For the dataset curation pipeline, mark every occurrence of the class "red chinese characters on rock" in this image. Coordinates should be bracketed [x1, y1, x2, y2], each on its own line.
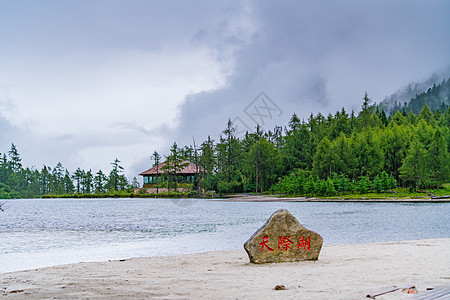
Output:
[259, 236, 274, 251]
[277, 236, 294, 251]
[258, 236, 311, 252]
[297, 236, 311, 251]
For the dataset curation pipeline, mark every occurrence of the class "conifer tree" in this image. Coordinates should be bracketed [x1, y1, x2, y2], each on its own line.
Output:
[163, 142, 188, 192]
[425, 128, 450, 188]
[151, 151, 161, 193]
[109, 158, 124, 191]
[63, 169, 74, 194]
[399, 138, 426, 190]
[72, 168, 84, 193]
[94, 170, 107, 193]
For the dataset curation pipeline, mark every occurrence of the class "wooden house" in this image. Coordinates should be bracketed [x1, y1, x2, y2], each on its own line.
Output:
[139, 161, 203, 186]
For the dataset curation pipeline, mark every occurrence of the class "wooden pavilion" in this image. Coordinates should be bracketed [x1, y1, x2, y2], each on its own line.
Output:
[139, 161, 203, 187]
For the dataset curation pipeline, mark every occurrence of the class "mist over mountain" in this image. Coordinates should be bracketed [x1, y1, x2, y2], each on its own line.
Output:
[378, 68, 450, 115]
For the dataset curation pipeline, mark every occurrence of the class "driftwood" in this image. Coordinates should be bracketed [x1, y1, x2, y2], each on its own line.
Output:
[428, 193, 450, 199]
[431, 195, 450, 199]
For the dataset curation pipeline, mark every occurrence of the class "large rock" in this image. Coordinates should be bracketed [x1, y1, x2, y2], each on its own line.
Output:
[244, 209, 323, 263]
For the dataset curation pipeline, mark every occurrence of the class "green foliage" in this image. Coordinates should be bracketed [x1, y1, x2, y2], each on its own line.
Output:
[163, 142, 189, 192]
[150, 150, 162, 192]
[399, 138, 427, 190]
[245, 137, 280, 193]
[382, 125, 409, 182]
[352, 129, 384, 178]
[271, 169, 310, 195]
[425, 128, 450, 188]
[0, 182, 13, 199]
[94, 170, 107, 193]
[312, 138, 336, 179]
[357, 176, 372, 194]
[271, 170, 398, 197]
[107, 158, 127, 191]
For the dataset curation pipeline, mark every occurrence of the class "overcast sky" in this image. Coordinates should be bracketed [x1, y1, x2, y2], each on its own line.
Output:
[1, 0, 449, 180]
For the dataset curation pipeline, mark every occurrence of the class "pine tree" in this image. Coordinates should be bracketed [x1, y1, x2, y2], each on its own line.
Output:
[151, 151, 162, 193]
[383, 125, 408, 182]
[425, 128, 450, 188]
[82, 170, 93, 194]
[63, 170, 74, 194]
[246, 138, 278, 193]
[52, 162, 65, 194]
[221, 119, 241, 182]
[72, 168, 84, 193]
[163, 142, 188, 192]
[131, 177, 140, 188]
[399, 138, 426, 190]
[40, 165, 51, 195]
[353, 130, 384, 178]
[282, 123, 313, 173]
[94, 170, 107, 193]
[312, 138, 337, 179]
[8, 144, 22, 173]
[109, 158, 124, 191]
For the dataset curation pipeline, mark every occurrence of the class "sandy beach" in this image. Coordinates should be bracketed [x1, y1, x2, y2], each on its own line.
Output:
[1, 238, 448, 299]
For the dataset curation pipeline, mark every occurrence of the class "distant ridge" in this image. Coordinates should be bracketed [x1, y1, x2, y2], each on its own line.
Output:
[378, 68, 450, 115]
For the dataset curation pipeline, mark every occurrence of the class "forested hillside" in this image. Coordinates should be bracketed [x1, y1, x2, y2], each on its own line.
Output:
[402, 78, 450, 114]
[378, 74, 450, 116]
[1, 91, 449, 199]
[185, 93, 449, 196]
[378, 75, 449, 115]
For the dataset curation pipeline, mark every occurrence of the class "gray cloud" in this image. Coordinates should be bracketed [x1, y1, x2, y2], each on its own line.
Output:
[172, 0, 450, 147]
[111, 121, 172, 138]
[0, 116, 15, 149]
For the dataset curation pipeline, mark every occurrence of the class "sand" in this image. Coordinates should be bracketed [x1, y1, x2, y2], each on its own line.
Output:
[1, 239, 449, 299]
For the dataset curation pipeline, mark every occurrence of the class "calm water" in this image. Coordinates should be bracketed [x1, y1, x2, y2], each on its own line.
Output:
[0, 198, 449, 273]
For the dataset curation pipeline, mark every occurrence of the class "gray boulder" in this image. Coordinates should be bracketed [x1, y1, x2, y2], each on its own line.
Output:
[244, 209, 323, 263]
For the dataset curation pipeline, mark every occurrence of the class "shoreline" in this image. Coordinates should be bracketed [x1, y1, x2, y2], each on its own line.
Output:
[1, 238, 449, 299]
[32, 194, 450, 202]
[215, 193, 450, 202]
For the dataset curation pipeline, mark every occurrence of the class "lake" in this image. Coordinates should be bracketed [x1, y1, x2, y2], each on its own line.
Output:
[0, 198, 449, 273]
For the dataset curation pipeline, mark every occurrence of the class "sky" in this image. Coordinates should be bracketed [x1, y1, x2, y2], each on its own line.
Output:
[0, 0, 449, 181]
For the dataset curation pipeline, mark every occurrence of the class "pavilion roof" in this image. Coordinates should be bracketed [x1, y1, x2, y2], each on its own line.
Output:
[139, 160, 203, 176]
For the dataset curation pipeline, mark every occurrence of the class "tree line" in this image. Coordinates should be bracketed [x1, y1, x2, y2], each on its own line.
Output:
[0, 151, 138, 198]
